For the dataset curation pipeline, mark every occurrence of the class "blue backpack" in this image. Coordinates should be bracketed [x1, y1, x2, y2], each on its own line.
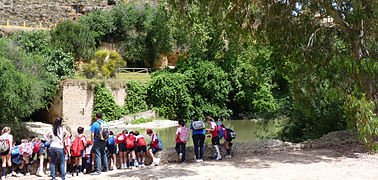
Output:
[156, 134, 163, 150]
[217, 122, 225, 139]
[11, 146, 21, 165]
[108, 135, 115, 146]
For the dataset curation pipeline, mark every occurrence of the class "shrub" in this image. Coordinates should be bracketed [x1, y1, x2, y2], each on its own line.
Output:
[13, 31, 48, 53]
[78, 10, 116, 45]
[83, 50, 126, 78]
[50, 20, 96, 60]
[124, 80, 148, 114]
[93, 83, 125, 122]
[147, 71, 193, 120]
[0, 38, 58, 122]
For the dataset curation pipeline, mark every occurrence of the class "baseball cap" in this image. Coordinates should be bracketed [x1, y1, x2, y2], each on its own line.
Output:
[146, 129, 153, 134]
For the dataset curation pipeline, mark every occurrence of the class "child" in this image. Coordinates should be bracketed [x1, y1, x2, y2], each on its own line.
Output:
[125, 131, 137, 169]
[33, 137, 47, 177]
[45, 136, 52, 176]
[116, 130, 127, 169]
[63, 126, 72, 177]
[82, 140, 92, 174]
[206, 116, 221, 160]
[10, 142, 22, 177]
[134, 131, 146, 167]
[14, 139, 33, 176]
[174, 120, 189, 163]
[107, 131, 117, 170]
[72, 127, 87, 176]
[1, 127, 14, 179]
[146, 129, 160, 166]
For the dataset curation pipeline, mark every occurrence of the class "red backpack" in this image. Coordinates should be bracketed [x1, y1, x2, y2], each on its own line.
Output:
[33, 140, 41, 154]
[126, 135, 135, 149]
[116, 133, 126, 144]
[72, 135, 85, 157]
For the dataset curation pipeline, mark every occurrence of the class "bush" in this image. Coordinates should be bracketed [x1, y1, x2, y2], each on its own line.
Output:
[50, 20, 96, 60]
[83, 50, 126, 78]
[78, 10, 116, 46]
[147, 71, 193, 120]
[13, 31, 48, 53]
[124, 80, 148, 114]
[0, 38, 58, 122]
[93, 83, 125, 122]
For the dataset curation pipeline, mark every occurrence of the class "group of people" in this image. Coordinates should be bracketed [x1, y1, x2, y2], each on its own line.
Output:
[0, 112, 235, 180]
[174, 116, 235, 164]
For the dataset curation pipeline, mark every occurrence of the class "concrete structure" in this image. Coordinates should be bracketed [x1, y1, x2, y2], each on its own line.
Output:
[47, 80, 126, 127]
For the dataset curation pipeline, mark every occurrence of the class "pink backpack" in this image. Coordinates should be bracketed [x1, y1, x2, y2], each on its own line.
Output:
[179, 127, 190, 142]
[21, 142, 33, 156]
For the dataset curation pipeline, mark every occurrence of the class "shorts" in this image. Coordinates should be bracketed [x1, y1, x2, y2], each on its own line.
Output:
[107, 145, 116, 155]
[126, 145, 136, 152]
[136, 145, 147, 153]
[211, 136, 220, 145]
[149, 147, 159, 154]
[39, 143, 46, 155]
[118, 142, 126, 152]
[73, 150, 85, 158]
[0, 149, 9, 156]
[225, 138, 232, 142]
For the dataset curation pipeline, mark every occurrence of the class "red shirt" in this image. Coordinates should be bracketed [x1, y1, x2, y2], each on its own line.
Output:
[135, 135, 146, 147]
[175, 127, 183, 143]
[209, 122, 218, 137]
[150, 133, 159, 149]
[126, 134, 136, 148]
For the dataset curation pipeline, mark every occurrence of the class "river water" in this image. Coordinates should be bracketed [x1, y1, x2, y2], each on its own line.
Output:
[109, 120, 272, 148]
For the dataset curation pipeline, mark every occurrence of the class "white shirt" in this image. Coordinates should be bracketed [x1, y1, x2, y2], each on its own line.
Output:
[48, 127, 69, 149]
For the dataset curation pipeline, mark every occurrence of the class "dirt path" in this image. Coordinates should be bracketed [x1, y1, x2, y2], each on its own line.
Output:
[9, 148, 377, 180]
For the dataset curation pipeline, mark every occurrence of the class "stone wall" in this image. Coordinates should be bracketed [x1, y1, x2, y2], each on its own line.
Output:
[0, 0, 115, 27]
[47, 80, 126, 127]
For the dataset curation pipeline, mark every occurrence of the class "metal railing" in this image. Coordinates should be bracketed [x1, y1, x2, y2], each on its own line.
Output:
[117, 68, 150, 73]
[0, 19, 52, 31]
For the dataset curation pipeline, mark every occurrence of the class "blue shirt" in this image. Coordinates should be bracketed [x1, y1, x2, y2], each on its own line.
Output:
[90, 119, 107, 143]
[191, 122, 205, 136]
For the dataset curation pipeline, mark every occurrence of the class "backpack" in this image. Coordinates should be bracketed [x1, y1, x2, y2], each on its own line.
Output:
[97, 120, 109, 140]
[116, 133, 126, 144]
[11, 146, 22, 165]
[125, 135, 135, 149]
[0, 135, 9, 153]
[178, 127, 190, 142]
[217, 122, 225, 139]
[226, 128, 236, 139]
[108, 135, 115, 146]
[72, 135, 85, 157]
[33, 140, 41, 154]
[192, 121, 205, 130]
[156, 134, 163, 150]
[21, 142, 33, 156]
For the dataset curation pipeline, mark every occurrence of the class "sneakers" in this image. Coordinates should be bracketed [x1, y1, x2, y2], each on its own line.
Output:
[178, 153, 182, 161]
[112, 164, 117, 170]
[215, 155, 222, 161]
[155, 158, 160, 165]
[91, 171, 101, 175]
[1, 176, 4, 180]
[130, 166, 136, 170]
[66, 172, 72, 178]
[78, 172, 84, 176]
[11, 171, 16, 176]
[15, 172, 24, 177]
[140, 164, 145, 168]
[25, 173, 30, 176]
[196, 159, 203, 163]
[226, 155, 232, 158]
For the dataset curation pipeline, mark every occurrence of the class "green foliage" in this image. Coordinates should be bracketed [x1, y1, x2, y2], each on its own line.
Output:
[44, 48, 76, 79]
[131, 117, 153, 125]
[50, 20, 96, 60]
[13, 31, 48, 53]
[147, 71, 193, 120]
[0, 38, 58, 122]
[83, 50, 126, 78]
[13, 30, 76, 79]
[124, 80, 148, 114]
[345, 94, 378, 152]
[93, 83, 125, 122]
[78, 10, 116, 45]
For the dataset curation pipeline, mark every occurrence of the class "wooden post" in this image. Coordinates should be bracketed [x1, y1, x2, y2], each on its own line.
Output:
[24, 21, 26, 27]
[6, 19, 9, 26]
[39, 22, 42, 28]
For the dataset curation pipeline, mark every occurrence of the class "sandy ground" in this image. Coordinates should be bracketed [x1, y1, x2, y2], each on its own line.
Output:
[8, 147, 377, 180]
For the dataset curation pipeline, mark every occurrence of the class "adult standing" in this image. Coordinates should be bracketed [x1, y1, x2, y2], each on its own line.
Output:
[206, 116, 221, 160]
[43, 117, 70, 180]
[90, 112, 109, 175]
[190, 118, 206, 162]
